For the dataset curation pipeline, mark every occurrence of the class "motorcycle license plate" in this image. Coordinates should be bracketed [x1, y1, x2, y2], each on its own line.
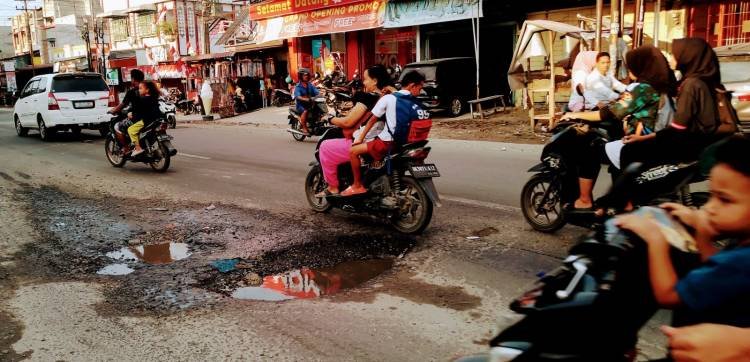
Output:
[157, 134, 172, 141]
[73, 101, 95, 109]
[410, 164, 440, 178]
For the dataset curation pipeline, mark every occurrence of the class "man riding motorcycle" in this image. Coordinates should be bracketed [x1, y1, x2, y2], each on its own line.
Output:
[294, 68, 319, 136]
[108, 69, 145, 154]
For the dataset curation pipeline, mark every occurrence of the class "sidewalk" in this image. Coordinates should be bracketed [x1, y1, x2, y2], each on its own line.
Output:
[176, 105, 549, 145]
[176, 106, 289, 128]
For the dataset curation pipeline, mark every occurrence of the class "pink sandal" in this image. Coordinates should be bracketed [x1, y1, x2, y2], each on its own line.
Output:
[341, 186, 367, 197]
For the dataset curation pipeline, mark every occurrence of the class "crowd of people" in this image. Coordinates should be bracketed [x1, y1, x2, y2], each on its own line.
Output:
[559, 37, 750, 361]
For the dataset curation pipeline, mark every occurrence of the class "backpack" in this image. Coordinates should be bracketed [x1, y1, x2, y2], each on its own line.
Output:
[714, 87, 741, 135]
[388, 92, 432, 145]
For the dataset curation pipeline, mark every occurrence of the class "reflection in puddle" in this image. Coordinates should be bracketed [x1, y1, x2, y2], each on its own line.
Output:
[97, 263, 135, 276]
[106, 243, 191, 265]
[233, 259, 393, 301]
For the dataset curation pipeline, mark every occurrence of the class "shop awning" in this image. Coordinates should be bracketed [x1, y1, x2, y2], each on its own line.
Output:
[156, 64, 185, 79]
[253, 0, 385, 43]
[383, 0, 483, 28]
[109, 49, 137, 60]
[228, 40, 285, 53]
[96, 10, 128, 19]
[182, 52, 235, 62]
[127, 4, 156, 14]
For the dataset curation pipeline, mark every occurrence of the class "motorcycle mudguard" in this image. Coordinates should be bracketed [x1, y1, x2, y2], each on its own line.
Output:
[418, 178, 442, 207]
[528, 163, 548, 172]
[309, 160, 320, 167]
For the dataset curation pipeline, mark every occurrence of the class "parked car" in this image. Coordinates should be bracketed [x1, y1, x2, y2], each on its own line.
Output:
[398, 57, 476, 117]
[13, 72, 111, 141]
[715, 43, 750, 134]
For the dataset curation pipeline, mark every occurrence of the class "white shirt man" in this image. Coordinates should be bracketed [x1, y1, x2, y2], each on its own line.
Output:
[583, 53, 626, 109]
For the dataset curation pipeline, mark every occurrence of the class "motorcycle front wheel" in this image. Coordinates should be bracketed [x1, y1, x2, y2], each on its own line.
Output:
[521, 174, 565, 233]
[104, 137, 126, 168]
[305, 165, 332, 212]
[290, 117, 307, 142]
[392, 176, 433, 234]
[149, 142, 171, 172]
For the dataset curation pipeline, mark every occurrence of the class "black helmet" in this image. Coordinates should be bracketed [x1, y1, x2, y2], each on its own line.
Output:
[297, 68, 311, 80]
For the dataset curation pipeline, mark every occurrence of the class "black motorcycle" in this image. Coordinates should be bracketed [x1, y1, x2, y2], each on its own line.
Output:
[461, 163, 703, 362]
[104, 114, 177, 172]
[521, 120, 707, 233]
[287, 96, 332, 142]
[272, 88, 293, 107]
[304, 128, 441, 234]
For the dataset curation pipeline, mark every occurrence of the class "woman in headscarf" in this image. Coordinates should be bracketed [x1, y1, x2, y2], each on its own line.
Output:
[620, 37, 723, 170]
[559, 45, 676, 210]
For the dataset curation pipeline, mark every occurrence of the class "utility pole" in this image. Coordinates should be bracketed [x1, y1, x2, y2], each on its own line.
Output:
[81, 18, 92, 72]
[595, 0, 603, 51]
[16, 0, 35, 75]
[609, 0, 620, 75]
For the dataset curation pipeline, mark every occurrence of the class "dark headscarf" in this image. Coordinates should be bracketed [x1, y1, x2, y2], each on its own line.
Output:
[626, 45, 677, 96]
[672, 37, 721, 88]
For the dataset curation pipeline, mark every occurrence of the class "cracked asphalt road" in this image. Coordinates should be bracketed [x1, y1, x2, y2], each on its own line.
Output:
[0, 108, 666, 361]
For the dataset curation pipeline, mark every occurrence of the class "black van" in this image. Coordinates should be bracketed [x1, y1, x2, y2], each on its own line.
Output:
[398, 57, 476, 117]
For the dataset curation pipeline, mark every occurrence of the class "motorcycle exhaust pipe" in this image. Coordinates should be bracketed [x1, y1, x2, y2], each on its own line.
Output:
[286, 129, 307, 137]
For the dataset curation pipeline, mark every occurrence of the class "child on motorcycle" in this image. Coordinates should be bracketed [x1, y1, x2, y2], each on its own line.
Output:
[340, 70, 425, 197]
[127, 81, 162, 157]
[616, 135, 750, 334]
[109, 69, 145, 154]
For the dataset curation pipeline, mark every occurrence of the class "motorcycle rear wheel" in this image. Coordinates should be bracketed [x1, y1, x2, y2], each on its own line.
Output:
[521, 174, 566, 233]
[149, 143, 171, 172]
[305, 165, 332, 212]
[392, 176, 433, 234]
[104, 137, 126, 168]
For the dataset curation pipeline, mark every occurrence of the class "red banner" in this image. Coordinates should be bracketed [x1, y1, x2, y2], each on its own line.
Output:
[255, 0, 385, 42]
[250, 0, 367, 20]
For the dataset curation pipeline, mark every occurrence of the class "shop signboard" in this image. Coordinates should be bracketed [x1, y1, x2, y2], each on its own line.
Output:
[3, 61, 15, 73]
[256, 0, 385, 43]
[176, 2, 188, 55]
[106, 69, 120, 86]
[250, 0, 366, 20]
[383, 0, 483, 28]
[186, 1, 196, 55]
[6, 72, 17, 92]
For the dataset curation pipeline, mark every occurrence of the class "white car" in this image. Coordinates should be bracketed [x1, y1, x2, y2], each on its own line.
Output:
[13, 72, 111, 141]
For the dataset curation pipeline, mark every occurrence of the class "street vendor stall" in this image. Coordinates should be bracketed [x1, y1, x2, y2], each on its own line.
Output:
[508, 20, 589, 130]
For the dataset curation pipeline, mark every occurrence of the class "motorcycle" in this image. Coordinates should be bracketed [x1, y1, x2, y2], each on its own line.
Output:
[286, 96, 333, 142]
[272, 88, 294, 107]
[521, 120, 707, 233]
[159, 97, 177, 129]
[304, 128, 442, 234]
[461, 162, 704, 362]
[104, 112, 178, 172]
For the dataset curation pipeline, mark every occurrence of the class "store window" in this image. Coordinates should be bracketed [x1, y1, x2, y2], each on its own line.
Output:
[136, 13, 156, 38]
[111, 18, 129, 41]
[375, 28, 417, 71]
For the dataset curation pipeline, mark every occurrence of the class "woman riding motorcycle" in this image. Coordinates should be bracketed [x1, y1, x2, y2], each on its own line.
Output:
[315, 64, 393, 197]
[559, 45, 676, 211]
[620, 38, 727, 170]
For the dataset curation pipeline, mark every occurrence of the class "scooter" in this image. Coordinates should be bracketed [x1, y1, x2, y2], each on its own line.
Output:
[159, 97, 177, 129]
[520, 120, 708, 233]
[460, 162, 704, 362]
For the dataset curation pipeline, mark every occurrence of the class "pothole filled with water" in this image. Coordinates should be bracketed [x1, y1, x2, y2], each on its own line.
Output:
[97, 243, 192, 275]
[231, 259, 394, 301]
[106, 242, 191, 264]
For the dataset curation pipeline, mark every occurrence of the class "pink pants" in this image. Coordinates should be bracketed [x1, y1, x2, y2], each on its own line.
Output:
[319, 138, 352, 189]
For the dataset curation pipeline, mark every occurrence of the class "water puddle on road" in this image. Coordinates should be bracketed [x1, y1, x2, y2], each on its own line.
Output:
[97, 263, 135, 276]
[232, 259, 394, 301]
[106, 242, 191, 265]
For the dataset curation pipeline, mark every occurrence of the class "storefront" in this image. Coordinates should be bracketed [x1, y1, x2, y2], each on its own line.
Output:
[183, 52, 235, 115]
[246, 0, 386, 82]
